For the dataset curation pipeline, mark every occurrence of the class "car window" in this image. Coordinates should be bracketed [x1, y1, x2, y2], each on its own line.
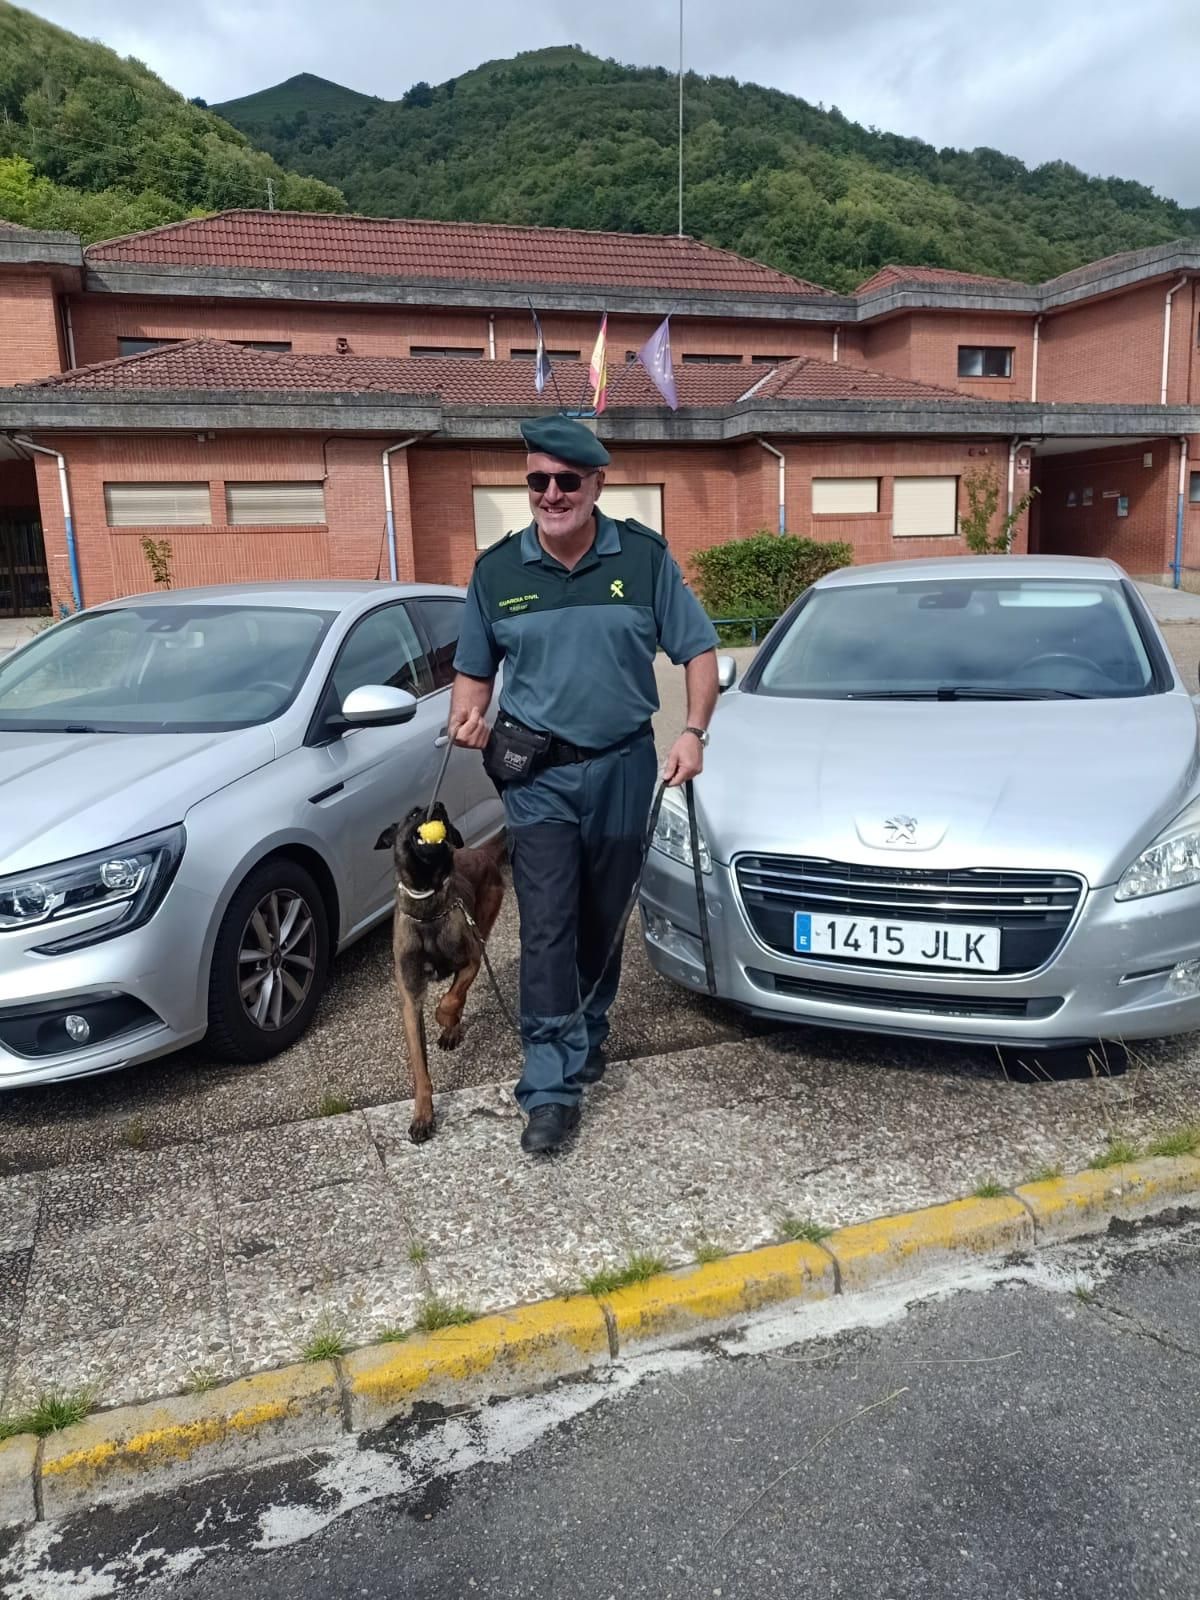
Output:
[0, 604, 332, 732]
[412, 598, 465, 691]
[330, 604, 433, 706]
[754, 580, 1157, 700]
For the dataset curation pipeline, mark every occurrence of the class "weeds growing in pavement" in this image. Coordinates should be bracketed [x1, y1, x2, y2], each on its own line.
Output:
[1146, 1123, 1200, 1159]
[413, 1298, 476, 1332]
[123, 1116, 147, 1150]
[1073, 1285, 1098, 1305]
[584, 1253, 667, 1296]
[408, 1242, 429, 1266]
[0, 1389, 93, 1439]
[694, 1240, 728, 1265]
[301, 1315, 349, 1362]
[377, 1326, 409, 1344]
[183, 1367, 220, 1395]
[317, 1091, 351, 1118]
[973, 1180, 1007, 1199]
[1088, 1136, 1140, 1170]
[778, 1216, 833, 1244]
[1023, 1163, 1064, 1184]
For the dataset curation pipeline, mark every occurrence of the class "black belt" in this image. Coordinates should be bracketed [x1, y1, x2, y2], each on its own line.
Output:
[519, 720, 652, 768]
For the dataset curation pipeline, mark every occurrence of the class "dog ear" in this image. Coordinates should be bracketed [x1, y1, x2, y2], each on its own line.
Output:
[448, 822, 465, 850]
[374, 823, 399, 851]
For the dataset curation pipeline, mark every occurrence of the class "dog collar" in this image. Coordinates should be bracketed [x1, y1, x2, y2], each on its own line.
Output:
[399, 884, 438, 901]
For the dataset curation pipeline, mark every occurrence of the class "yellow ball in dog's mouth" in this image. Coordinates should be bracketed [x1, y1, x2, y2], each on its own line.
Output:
[417, 820, 447, 845]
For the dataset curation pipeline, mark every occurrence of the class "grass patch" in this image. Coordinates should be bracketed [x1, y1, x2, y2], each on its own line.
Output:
[1088, 1136, 1140, 1170]
[413, 1298, 476, 1332]
[694, 1240, 728, 1265]
[0, 1389, 92, 1439]
[377, 1326, 409, 1344]
[778, 1216, 833, 1245]
[317, 1090, 351, 1118]
[122, 1116, 147, 1151]
[1022, 1163, 1064, 1185]
[1146, 1123, 1200, 1159]
[1073, 1284, 1098, 1305]
[583, 1253, 667, 1297]
[301, 1317, 349, 1362]
[972, 1179, 1007, 1199]
[183, 1367, 220, 1396]
[408, 1242, 429, 1266]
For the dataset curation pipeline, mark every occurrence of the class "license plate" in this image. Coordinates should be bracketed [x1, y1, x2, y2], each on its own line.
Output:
[793, 912, 1001, 972]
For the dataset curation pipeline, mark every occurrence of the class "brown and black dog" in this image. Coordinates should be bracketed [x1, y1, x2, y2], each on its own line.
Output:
[377, 801, 506, 1144]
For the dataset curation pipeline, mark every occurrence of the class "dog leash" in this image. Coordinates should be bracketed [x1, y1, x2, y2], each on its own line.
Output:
[458, 776, 715, 1049]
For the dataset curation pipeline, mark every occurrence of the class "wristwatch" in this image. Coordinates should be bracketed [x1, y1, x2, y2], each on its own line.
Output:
[683, 725, 710, 747]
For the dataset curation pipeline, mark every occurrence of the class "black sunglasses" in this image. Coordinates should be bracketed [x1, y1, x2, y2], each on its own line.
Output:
[525, 470, 596, 494]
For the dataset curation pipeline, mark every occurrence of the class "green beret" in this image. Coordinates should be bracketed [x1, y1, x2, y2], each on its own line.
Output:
[520, 414, 611, 468]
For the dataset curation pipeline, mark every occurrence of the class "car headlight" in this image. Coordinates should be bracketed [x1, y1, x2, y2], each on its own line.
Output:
[0, 826, 186, 952]
[1116, 803, 1200, 901]
[650, 786, 712, 874]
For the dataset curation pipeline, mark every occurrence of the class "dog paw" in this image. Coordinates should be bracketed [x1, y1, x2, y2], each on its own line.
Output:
[408, 1113, 436, 1144]
[437, 1024, 463, 1051]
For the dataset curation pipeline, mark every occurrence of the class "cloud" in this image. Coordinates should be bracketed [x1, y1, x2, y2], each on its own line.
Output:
[22, 0, 1200, 203]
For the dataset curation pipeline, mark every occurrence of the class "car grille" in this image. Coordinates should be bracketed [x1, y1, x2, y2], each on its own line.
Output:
[734, 855, 1084, 977]
[746, 968, 1063, 1021]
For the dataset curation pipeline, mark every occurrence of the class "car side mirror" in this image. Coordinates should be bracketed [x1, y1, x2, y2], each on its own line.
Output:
[717, 654, 738, 693]
[340, 684, 418, 727]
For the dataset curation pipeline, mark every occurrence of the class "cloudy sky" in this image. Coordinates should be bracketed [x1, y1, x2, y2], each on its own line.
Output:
[24, 0, 1200, 204]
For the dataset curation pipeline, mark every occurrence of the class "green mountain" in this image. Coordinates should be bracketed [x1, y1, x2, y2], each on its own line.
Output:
[0, 1, 345, 242]
[217, 45, 1200, 292]
[213, 73, 379, 134]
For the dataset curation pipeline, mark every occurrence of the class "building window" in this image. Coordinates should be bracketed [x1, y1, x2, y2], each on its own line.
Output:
[409, 346, 485, 360]
[751, 354, 792, 365]
[117, 337, 181, 358]
[681, 353, 743, 365]
[234, 340, 292, 353]
[812, 478, 880, 515]
[225, 482, 326, 526]
[104, 482, 211, 527]
[957, 346, 1013, 379]
[1190, 472, 1200, 503]
[892, 476, 958, 539]
[510, 348, 580, 361]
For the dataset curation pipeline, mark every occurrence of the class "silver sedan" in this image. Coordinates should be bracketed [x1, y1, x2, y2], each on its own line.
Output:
[642, 555, 1200, 1050]
[0, 582, 502, 1089]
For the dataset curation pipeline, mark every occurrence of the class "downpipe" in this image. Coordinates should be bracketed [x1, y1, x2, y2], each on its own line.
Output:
[1173, 434, 1188, 590]
[12, 435, 82, 612]
[381, 437, 418, 582]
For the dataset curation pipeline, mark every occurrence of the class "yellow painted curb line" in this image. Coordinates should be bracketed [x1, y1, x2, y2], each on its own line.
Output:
[4, 1153, 1198, 1528]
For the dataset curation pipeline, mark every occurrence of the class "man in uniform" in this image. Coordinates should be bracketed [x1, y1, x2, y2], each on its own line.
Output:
[449, 414, 719, 1153]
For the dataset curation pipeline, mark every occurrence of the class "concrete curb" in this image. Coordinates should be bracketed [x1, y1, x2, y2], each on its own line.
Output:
[3, 1153, 1198, 1528]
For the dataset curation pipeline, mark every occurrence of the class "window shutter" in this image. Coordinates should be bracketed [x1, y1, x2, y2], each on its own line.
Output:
[104, 482, 211, 527]
[812, 478, 879, 515]
[224, 482, 327, 526]
[892, 477, 959, 538]
[472, 485, 664, 550]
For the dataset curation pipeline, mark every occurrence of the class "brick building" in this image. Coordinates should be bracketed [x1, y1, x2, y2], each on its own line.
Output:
[1, 210, 1199, 616]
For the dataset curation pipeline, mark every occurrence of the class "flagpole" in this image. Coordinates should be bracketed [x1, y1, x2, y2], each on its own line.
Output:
[677, 0, 684, 236]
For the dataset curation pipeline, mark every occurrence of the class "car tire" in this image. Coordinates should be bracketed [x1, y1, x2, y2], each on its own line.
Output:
[206, 858, 331, 1063]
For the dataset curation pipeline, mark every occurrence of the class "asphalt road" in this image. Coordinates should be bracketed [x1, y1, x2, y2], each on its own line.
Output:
[8, 1222, 1194, 1600]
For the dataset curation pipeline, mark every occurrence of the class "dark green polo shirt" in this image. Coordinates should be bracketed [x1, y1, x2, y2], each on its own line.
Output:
[453, 512, 718, 748]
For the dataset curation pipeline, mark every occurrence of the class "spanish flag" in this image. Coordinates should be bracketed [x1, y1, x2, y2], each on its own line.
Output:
[588, 313, 608, 414]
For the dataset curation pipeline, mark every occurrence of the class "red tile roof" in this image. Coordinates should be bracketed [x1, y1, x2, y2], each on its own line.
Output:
[33, 339, 970, 408]
[84, 210, 830, 298]
[855, 263, 1026, 295]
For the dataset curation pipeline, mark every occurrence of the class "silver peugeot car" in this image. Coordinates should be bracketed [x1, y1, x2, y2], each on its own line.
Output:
[642, 555, 1200, 1051]
[0, 582, 502, 1090]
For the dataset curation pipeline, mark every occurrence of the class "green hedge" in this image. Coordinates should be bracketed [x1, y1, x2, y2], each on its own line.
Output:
[691, 533, 854, 619]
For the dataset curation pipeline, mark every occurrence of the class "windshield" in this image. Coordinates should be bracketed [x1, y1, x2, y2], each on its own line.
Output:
[0, 604, 335, 732]
[754, 578, 1158, 701]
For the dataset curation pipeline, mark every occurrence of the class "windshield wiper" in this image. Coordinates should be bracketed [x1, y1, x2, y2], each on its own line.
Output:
[845, 686, 1089, 701]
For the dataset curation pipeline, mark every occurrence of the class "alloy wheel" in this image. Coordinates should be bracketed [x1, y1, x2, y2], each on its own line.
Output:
[237, 888, 318, 1032]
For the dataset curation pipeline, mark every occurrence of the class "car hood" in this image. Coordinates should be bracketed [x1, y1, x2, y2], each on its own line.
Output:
[700, 690, 1200, 886]
[0, 727, 276, 874]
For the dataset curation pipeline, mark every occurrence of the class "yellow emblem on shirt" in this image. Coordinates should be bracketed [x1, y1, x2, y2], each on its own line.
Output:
[610, 580, 624, 599]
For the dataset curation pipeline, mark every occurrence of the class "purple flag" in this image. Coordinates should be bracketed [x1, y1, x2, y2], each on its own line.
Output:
[636, 317, 678, 410]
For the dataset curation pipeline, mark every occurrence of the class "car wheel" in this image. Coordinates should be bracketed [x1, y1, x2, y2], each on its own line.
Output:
[206, 858, 331, 1063]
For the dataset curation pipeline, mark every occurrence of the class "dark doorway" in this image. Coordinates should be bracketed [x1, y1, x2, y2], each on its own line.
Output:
[0, 508, 50, 617]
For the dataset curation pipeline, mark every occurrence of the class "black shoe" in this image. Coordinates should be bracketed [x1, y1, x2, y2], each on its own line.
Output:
[520, 1103, 581, 1154]
[575, 1049, 607, 1086]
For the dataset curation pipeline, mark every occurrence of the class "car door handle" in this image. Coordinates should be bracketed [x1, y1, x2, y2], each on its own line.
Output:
[434, 727, 450, 748]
